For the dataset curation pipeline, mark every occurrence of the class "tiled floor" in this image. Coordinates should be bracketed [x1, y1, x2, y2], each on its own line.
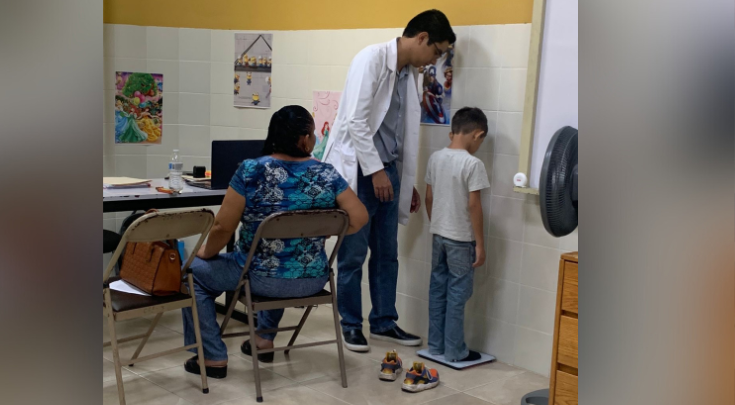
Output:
[103, 306, 548, 405]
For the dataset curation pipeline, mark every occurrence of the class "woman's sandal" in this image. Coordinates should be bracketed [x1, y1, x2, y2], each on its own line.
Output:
[184, 356, 228, 379]
[241, 340, 275, 363]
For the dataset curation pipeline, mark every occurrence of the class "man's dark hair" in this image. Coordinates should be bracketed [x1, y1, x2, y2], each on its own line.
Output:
[451, 107, 488, 136]
[262, 105, 314, 157]
[403, 10, 456, 45]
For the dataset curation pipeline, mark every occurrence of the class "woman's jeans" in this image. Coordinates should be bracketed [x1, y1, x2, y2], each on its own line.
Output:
[182, 252, 328, 361]
[428, 235, 476, 361]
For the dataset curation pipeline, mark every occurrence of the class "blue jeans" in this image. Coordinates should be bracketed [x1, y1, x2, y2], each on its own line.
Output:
[337, 162, 400, 334]
[182, 252, 328, 361]
[428, 235, 476, 361]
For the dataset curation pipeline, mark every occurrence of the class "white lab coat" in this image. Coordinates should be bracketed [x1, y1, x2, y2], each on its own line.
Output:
[322, 39, 421, 226]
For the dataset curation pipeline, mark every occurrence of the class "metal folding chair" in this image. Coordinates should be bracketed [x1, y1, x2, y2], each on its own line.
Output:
[103, 209, 214, 405]
[220, 209, 349, 402]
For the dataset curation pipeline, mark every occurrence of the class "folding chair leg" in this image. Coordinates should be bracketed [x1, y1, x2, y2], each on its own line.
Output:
[244, 284, 264, 402]
[188, 275, 210, 394]
[285, 305, 313, 356]
[330, 275, 348, 388]
[128, 312, 162, 367]
[104, 290, 127, 405]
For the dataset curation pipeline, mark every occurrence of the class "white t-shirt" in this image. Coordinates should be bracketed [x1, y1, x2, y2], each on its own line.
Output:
[425, 148, 491, 242]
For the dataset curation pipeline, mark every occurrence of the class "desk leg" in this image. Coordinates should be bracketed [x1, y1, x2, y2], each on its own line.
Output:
[214, 234, 253, 325]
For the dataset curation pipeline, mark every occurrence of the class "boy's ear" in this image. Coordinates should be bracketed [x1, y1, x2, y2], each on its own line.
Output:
[474, 130, 486, 140]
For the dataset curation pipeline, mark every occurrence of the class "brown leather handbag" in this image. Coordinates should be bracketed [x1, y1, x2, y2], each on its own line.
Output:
[119, 239, 183, 296]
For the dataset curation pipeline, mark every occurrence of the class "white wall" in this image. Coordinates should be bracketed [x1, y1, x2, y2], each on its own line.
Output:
[102, 23, 578, 376]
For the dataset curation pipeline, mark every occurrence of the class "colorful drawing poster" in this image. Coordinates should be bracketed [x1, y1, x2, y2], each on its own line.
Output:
[420, 44, 454, 126]
[114, 72, 163, 144]
[234, 33, 273, 108]
[311, 91, 341, 161]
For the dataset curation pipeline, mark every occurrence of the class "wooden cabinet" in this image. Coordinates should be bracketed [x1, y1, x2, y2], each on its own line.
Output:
[549, 252, 578, 405]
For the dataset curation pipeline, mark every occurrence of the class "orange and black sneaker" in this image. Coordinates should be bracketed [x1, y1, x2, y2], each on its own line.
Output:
[378, 350, 403, 381]
[402, 361, 439, 392]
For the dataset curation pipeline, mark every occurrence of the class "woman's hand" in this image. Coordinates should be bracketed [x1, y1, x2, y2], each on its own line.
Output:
[196, 244, 211, 260]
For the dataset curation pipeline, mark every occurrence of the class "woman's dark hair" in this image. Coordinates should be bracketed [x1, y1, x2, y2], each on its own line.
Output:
[403, 10, 456, 45]
[262, 105, 314, 157]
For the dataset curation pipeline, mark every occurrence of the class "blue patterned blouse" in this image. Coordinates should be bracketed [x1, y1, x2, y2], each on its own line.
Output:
[229, 156, 349, 279]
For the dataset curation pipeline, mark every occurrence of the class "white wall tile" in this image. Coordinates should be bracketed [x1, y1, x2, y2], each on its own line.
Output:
[485, 278, 520, 324]
[178, 93, 210, 126]
[239, 128, 268, 140]
[162, 92, 179, 125]
[103, 89, 115, 124]
[467, 25, 502, 68]
[103, 155, 115, 176]
[146, 154, 171, 179]
[523, 197, 561, 249]
[520, 244, 561, 292]
[271, 65, 309, 100]
[499, 68, 527, 112]
[465, 315, 517, 364]
[103, 124, 116, 156]
[104, 24, 115, 57]
[488, 196, 524, 242]
[146, 124, 179, 155]
[464, 68, 501, 111]
[114, 155, 147, 178]
[487, 237, 523, 283]
[449, 67, 467, 108]
[451, 26, 470, 69]
[210, 29, 235, 63]
[210, 94, 240, 127]
[210, 62, 233, 94]
[179, 61, 211, 94]
[500, 24, 532, 68]
[308, 30, 334, 66]
[495, 112, 523, 155]
[274, 31, 311, 65]
[179, 28, 211, 61]
[330, 66, 349, 90]
[114, 25, 147, 59]
[309, 66, 332, 92]
[514, 327, 553, 376]
[146, 26, 179, 60]
[395, 294, 429, 338]
[210, 126, 240, 141]
[146, 59, 179, 93]
[178, 125, 210, 157]
[239, 106, 271, 130]
[517, 286, 556, 334]
[114, 141, 147, 156]
[559, 228, 578, 252]
[477, 110, 497, 156]
[492, 154, 520, 198]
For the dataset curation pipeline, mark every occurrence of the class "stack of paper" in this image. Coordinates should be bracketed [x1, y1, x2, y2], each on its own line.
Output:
[103, 177, 152, 189]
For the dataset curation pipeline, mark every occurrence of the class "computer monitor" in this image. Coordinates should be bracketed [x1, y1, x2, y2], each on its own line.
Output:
[211, 140, 265, 190]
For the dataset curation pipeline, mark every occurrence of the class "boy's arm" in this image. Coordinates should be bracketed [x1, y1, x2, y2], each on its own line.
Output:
[425, 184, 433, 221]
[469, 190, 485, 268]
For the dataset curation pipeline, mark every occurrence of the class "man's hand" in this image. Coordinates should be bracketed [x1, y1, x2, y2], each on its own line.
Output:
[410, 187, 421, 213]
[372, 169, 394, 202]
[472, 245, 486, 268]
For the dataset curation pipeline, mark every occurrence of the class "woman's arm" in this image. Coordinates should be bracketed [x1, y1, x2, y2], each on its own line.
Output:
[197, 187, 246, 259]
[425, 184, 433, 221]
[335, 187, 368, 235]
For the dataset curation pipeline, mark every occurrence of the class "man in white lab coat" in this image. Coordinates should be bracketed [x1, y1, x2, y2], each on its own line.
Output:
[322, 10, 456, 352]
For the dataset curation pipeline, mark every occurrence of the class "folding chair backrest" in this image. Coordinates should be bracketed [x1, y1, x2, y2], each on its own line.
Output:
[241, 210, 349, 278]
[103, 209, 215, 283]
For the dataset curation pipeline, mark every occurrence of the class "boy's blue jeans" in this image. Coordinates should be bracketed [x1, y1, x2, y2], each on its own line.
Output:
[182, 252, 328, 361]
[428, 235, 476, 361]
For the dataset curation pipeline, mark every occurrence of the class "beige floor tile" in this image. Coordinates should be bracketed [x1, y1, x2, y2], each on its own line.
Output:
[464, 372, 548, 405]
[422, 392, 493, 405]
[104, 358, 135, 382]
[303, 364, 459, 405]
[103, 374, 194, 405]
[236, 337, 375, 383]
[103, 327, 195, 375]
[215, 385, 349, 405]
[140, 355, 295, 405]
[423, 361, 525, 392]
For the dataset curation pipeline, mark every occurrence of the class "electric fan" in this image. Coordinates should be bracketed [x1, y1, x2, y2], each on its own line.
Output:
[540, 126, 578, 237]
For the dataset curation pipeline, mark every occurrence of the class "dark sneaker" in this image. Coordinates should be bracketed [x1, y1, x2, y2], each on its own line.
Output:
[343, 329, 370, 352]
[370, 325, 422, 346]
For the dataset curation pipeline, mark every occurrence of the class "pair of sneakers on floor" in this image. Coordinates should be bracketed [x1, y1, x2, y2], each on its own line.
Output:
[379, 350, 439, 392]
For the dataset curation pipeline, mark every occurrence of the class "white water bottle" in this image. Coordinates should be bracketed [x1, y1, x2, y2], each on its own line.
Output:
[168, 149, 184, 191]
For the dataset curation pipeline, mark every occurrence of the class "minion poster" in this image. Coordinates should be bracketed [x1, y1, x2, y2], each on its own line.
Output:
[114, 72, 163, 144]
[420, 44, 454, 126]
[311, 91, 341, 161]
[234, 33, 273, 108]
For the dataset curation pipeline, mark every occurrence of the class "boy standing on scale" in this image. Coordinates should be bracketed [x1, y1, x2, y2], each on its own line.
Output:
[322, 10, 456, 352]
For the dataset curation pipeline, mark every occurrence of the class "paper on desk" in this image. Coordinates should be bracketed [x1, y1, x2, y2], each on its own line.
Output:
[103, 177, 152, 187]
[110, 280, 151, 296]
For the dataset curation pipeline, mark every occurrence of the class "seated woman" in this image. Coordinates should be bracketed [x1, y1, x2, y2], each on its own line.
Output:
[181, 105, 368, 379]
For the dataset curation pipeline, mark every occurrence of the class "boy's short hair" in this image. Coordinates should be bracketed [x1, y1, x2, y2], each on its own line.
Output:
[451, 107, 488, 136]
[403, 10, 456, 45]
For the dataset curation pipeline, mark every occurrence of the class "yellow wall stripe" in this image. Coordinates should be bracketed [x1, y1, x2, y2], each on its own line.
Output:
[103, 0, 532, 30]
